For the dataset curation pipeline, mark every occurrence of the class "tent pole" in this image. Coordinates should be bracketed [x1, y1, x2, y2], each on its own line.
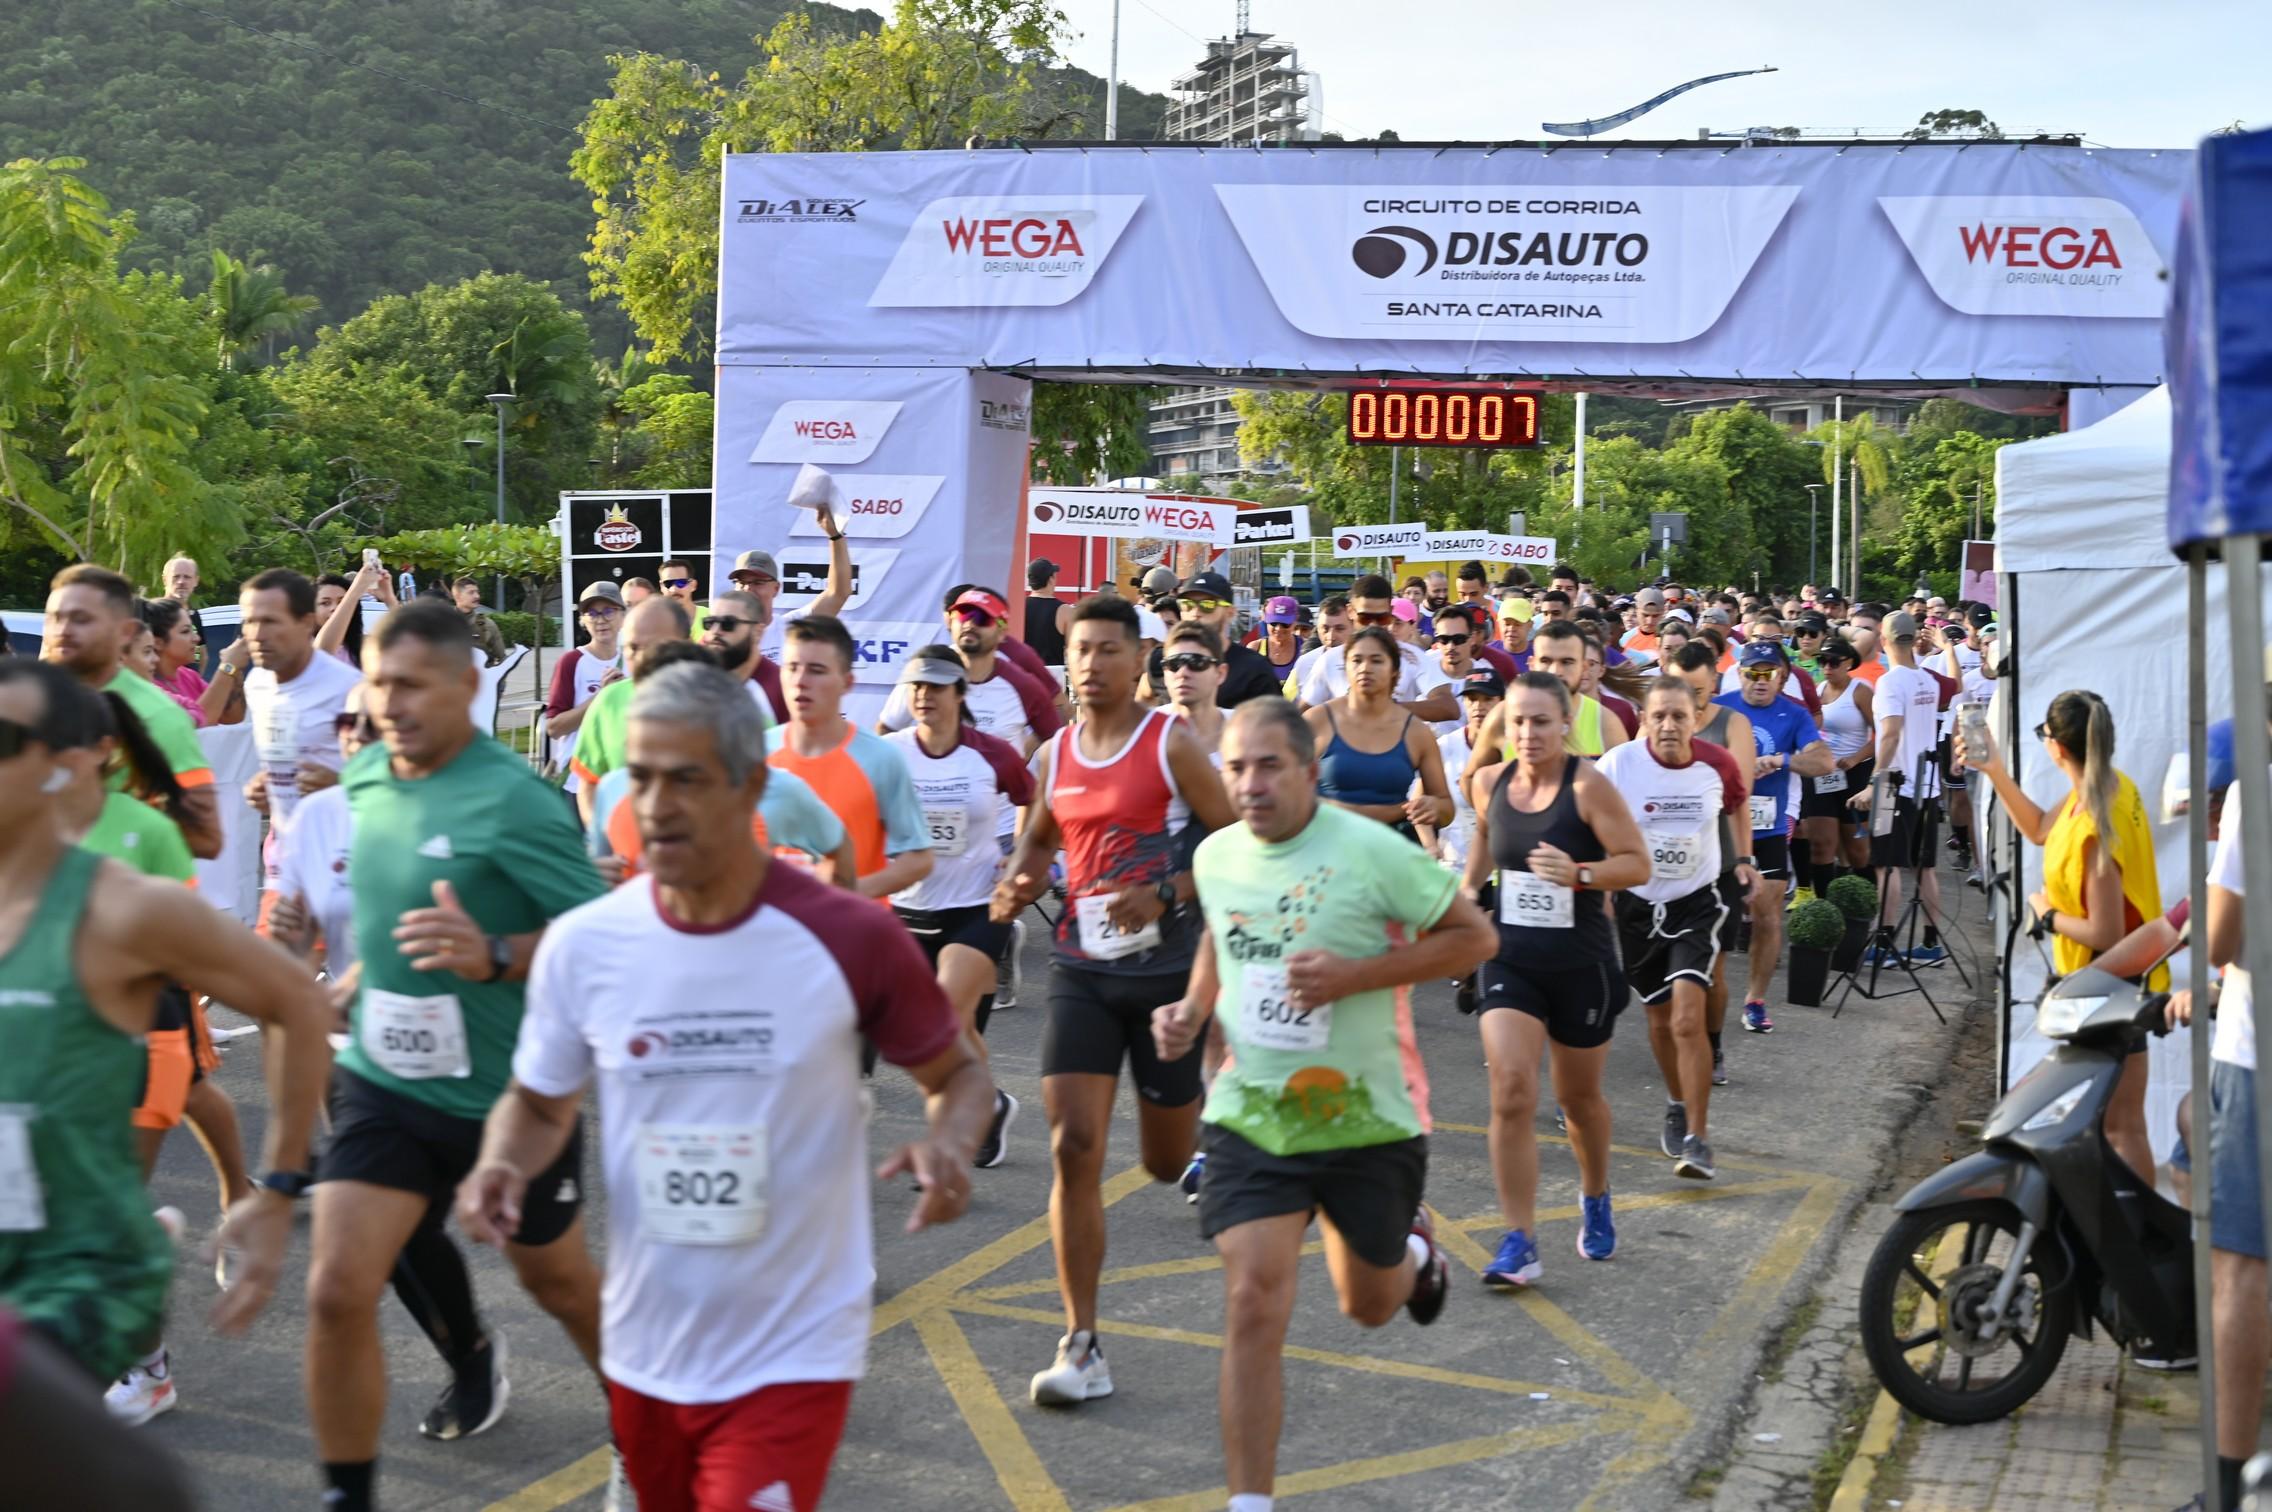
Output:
[1830, 395, 1843, 596]
[2188, 543, 2219, 1512]
[2224, 532, 2272, 1455]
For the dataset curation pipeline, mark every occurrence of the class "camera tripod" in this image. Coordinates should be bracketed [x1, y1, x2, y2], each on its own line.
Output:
[1830, 754, 1970, 1022]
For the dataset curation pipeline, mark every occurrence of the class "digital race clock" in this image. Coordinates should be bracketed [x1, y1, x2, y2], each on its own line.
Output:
[1344, 386, 1542, 450]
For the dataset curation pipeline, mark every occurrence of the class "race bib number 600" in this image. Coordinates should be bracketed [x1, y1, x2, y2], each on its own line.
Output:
[360, 990, 472, 1080]
[635, 1125, 769, 1245]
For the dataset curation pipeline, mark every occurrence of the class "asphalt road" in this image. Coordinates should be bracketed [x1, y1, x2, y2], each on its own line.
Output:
[143, 873, 1994, 1512]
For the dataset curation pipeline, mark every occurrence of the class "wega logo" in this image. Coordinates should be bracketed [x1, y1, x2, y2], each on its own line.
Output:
[788, 475, 944, 540]
[1027, 491, 1232, 544]
[747, 400, 902, 465]
[1878, 196, 2164, 319]
[870, 195, 1144, 308]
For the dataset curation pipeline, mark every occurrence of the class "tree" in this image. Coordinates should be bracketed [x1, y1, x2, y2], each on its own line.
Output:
[1030, 383, 1159, 484]
[207, 248, 317, 370]
[616, 374, 714, 488]
[0, 157, 228, 584]
[1667, 404, 1822, 584]
[1910, 109, 2004, 141]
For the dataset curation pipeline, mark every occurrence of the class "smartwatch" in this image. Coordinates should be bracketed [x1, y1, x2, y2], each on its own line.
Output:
[1153, 879, 1178, 909]
[484, 933, 513, 983]
[1576, 865, 1594, 890]
[260, 1170, 315, 1199]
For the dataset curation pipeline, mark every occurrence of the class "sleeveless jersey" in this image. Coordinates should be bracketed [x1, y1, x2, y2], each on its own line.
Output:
[1486, 761, 1614, 968]
[1046, 707, 1197, 975]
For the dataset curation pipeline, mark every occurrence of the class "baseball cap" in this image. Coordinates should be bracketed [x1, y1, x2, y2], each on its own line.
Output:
[1501, 596, 1535, 625]
[1026, 558, 1059, 589]
[1138, 566, 1180, 596]
[1635, 587, 1665, 608]
[1390, 597, 1419, 623]
[1738, 640, 1789, 669]
[1818, 587, 1847, 605]
[1795, 616, 1830, 636]
[1179, 569, 1234, 601]
[1262, 595, 1300, 626]
[731, 549, 779, 581]
[1665, 606, 1694, 625]
[1458, 668, 1506, 699]
[576, 580, 624, 608]
[1884, 610, 1921, 642]
[951, 588, 1010, 622]
[1699, 607, 1732, 626]
[897, 653, 968, 687]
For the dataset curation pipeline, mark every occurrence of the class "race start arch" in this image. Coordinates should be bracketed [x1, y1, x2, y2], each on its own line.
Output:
[709, 141, 2187, 690]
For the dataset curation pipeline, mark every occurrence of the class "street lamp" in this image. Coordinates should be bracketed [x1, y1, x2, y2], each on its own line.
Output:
[1804, 483, 1825, 586]
[486, 392, 515, 611]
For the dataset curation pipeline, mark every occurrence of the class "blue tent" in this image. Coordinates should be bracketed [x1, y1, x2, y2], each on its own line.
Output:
[2167, 127, 2272, 550]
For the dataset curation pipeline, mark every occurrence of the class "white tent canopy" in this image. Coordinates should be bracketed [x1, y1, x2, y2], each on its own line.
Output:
[1996, 385, 2174, 574]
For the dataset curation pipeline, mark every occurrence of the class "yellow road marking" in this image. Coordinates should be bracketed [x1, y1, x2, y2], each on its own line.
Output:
[1444, 1174, 1816, 1232]
[1099, 1418, 1626, 1512]
[1694, 1179, 1848, 1357]
[914, 1308, 1074, 1512]
[479, 1449, 611, 1511]
[1831, 1220, 1969, 1510]
[950, 1297, 1648, 1415]
[1431, 1120, 1826, 1179]
[966, 1240, 1327, 1301]
[1432, 1214, 1675, 1407]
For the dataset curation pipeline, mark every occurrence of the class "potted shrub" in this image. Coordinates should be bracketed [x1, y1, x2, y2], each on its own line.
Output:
[1786, 898, 1846, 1007]
[1825, 874, 1879, 972]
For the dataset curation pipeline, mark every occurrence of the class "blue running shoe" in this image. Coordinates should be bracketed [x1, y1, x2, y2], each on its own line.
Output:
[1863, 944, 1905, 968]
[1577, 1194, 1616, 1262]
[1907, 942, 1950, 966]
[1743, 1001, 1774, 1033]
[1482, 1229, 1542, 1289]
[1178, 1152, 1205, 1205]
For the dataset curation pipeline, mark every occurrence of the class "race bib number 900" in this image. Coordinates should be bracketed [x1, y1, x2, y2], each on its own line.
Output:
[1650, 831, 1704, 885]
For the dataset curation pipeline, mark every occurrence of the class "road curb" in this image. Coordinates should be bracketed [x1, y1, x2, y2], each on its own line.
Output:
[1827, 1378, 1905, 1510]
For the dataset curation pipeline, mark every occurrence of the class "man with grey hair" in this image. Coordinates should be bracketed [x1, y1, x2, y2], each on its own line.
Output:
[462, 658, 992, 1512]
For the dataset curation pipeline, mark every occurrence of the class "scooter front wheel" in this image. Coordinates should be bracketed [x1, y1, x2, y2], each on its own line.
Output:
[1860, 1199, 2073, 1424]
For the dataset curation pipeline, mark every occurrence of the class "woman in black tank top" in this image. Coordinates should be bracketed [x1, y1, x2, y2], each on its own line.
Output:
[1458, 673, 1652, 1284]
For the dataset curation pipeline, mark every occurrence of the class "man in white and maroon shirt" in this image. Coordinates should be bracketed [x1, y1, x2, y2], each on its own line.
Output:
[460, 661, 993, 1512]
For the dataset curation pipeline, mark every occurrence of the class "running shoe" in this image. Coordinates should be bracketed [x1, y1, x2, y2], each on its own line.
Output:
[1788, 884, 1816, 910]
[1906, 942, 1950, 967]
[1406, 1208, 1449, 1325]
[1743, 1001, 1774, 1033]
[420, 1332, 509, 1441]
[2130, 1343, 2198, 1372]
[1577, 1193, 1617, 1262]
[1553, 1105, 1567, 1134]
[1676, 1135, 1717, 1181]
[1863, 943, 1906, 968]
[1030, 1330, 1114, 1405]
[1712, 1046, 1728, 1086]
[975, 1090, 1018, 1170]
[604, 1445, 637, 1512]
[1661, 1100, 1688, 1159]
[104, 1351, 177, 1426]
[995, 918, 1024, 1010]
[1481, 1229, 1542, 1289]
[1179, 1151, 1206, 1205]
[1454, 973, 1479, 1016]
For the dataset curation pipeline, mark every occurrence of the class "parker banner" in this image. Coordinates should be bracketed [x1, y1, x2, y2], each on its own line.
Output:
[710, 366, 1030, 702]
[716, 144, 2186, 391]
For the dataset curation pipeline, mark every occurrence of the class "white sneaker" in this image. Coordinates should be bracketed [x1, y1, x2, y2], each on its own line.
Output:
[105, 1354, 178, 1426]
[604, 1444, 638, 1511]
[1029, 1329, 1113, 1405]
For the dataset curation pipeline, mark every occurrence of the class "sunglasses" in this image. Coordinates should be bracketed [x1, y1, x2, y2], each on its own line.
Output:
[951, 607, 998, 627]
[0, 716, 36, 760]
[706, 615, 760, 635]
[661, 577, 695, 590]
[2034, 721, 2051, 741]
[1432, 632, 1470, 648]
[1176, 598, 1226, 616]
[333, 713, 378, 738]
[1741, 668, 1780, 682]
[1354, 611, 1397, 627]
[1162, 653, 1218, 674]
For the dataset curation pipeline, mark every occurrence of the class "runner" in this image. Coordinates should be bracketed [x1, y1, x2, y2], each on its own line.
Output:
[1284, 594, 1350, 698]
[1460, 673, 1651, 1285]
[309, 600, 613, 1512]
[884, 646, 1036, 1168]
[572, 594, 696, 825]
[238, 567, 364, 897]
[1305, 628, 1453, 838]
[1596, 680, 1754, 1181]
[545, 581, 626, 790]
[1160, 622, 1229, 759]
[1153, 697, 1494, 1507]
[767, 615, 934, 901]
[1796, 637, 1875, 899]
[1164, 572, 1282, 707]
[1618, 586, 1667, 668]
[1256, 596, 1305, 687]
[1296, 577, 1455, 723]
[989, 594, 1235, 1406]
[699, 587, 791, 723]
[0, 659, 330, 1385]
[1467, 620, 1629, 762]
[1422, 669, 1504, 873]
[461, 660, 991, 1512]
[1715, 643, 1834, 1035]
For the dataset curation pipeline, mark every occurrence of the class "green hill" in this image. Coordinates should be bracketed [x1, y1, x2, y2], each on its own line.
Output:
[3, 1, 1169, 342]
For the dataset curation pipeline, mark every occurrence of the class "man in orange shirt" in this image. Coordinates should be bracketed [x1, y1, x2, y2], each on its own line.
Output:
[1620, 586, 1667, 669]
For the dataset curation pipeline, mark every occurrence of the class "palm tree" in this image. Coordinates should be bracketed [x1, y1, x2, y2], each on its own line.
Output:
[1808, 411, 1892, 498]
[488, 314, 590, 410]
[207, 248, 317, 370]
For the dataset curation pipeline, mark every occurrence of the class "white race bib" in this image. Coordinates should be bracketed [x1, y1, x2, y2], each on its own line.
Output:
[1075, 893, 1163, 961]
[1498, 869, 1575, 929]
[922, 805, 969, 858]
[634, 1125, 768, 1245]
[1749, 792, 1778, 833]
[1650, 830, 1705, 885]
[0, 1108, 45, 1232]
[1239, 964, 1331, 1052]
[360, 990, 472, 1080]
[1814, 767, 1847, 794]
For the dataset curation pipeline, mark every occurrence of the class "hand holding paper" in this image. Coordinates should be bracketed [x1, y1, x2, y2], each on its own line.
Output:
[787, 463, 842, 512]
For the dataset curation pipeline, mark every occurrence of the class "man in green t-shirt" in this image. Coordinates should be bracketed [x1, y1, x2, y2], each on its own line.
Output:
[310, 600, 610, 1512]
[570, 593, 693, 826]
[1154, 698, 1496, 1509]
[41, 564, 222, 858]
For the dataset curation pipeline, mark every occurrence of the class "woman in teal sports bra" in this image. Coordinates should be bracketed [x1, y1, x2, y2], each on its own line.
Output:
[1304, 627, 1452, 841]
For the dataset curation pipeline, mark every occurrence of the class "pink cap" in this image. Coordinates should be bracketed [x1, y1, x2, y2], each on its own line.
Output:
[1390, 598, 1420, 623]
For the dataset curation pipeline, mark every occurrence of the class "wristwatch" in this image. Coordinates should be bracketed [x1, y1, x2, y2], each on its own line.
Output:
[260, 1170, 315, 1199]
[1153, 878, 1179, 909]
[483, 933, 512, 983]
[1576, 864, 1594, 890]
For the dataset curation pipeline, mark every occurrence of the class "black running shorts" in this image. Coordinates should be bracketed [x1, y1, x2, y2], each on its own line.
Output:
[1041, 966, 1203, 1106]
[1616, 887, 1729, 1005]
[1750, 833, 1791, 882]
[1195, 1122, 1426, 1270]
[318, 1068, 584, 1248]
[1478, 959, 1626, 1049]
[895, 903, 1011, 967]
[1801, 759, 1872, 821]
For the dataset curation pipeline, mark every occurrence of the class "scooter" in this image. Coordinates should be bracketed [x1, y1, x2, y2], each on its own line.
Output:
[1859, 925, 2194, 1424]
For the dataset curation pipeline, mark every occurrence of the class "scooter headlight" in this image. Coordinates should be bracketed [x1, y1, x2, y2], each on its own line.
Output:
[2034, 995, 2108, 1041]
[2020, 1082, 2091, 1132]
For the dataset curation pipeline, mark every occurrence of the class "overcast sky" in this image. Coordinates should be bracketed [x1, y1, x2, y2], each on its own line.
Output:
[1049, 0, 2266, 148]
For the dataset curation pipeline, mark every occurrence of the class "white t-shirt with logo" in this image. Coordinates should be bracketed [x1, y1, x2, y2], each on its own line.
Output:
[1596, 738, 1745, 905]
[1876, 663, 1944, 800]
[2212, 782, 2257, 1071]
[274, 785, 356, 974]
[1300, 642, 1451, 708]
[1436, 727, 1478, 868]
[554, 648, 622, 795]
[244, 652, 363, 866]
[512, 866, 960, 1405]
[883, 726, 1034, 910]
[878, 673, 1037, 840]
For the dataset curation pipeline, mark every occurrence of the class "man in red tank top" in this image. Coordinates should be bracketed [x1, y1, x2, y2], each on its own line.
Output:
[993, 595, 1234, 1409]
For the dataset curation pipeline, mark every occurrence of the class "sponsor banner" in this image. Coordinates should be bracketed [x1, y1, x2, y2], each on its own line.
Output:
[1217, 184, 1797, 344]
[718, 146, 2183, 386]
[1877, 196, 2162, 319]
[870, 195, 1145, 308]
[786, 474, 944, 539]
[747, 400, 903, 465]
[1230, 505, 1312, 546]
[774, 546, 900, 611]
[1421, 531, 1558, 564]
[1027, 489, 1234, 545]
[1330, 522, 1426, 558]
